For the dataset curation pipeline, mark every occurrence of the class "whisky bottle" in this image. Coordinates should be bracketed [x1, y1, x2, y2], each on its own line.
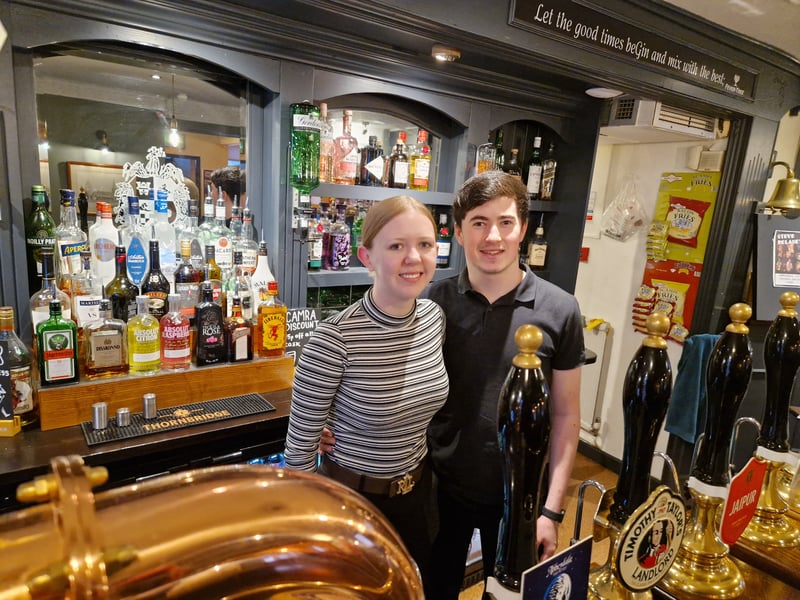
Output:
[105, 238, 140, 322]
[30, 248, 71, 335]
[71, 250, 104, 333]
[386, 132, 409, 189]
[526, 137, 543, 199]
[140, 238, 170, 319]
[436, 213, 452, 268]
[255, 279, 287, 358]
[174, 239, 200, 324]
[83, 298, 128, 380]
[195, 281, 226, 366]
[540, 143, 557, 200]
[359, 135, 384, 187]
[332, 109, 359, 185]
[225, 291, 253, 363]
[25, 184, 56, 296]
[203, 244, 224, 306]
[318, 102, 334, 183]
[494, 129, 506, 171]
[608, 313, 672, 526]
[526, 215, 548, 271]
[409, 129, 432, 191]
[160, 292, 191, 371]
[0, 305, 37, 428]
[36, 300, 79, 387]
[127, 295, 161, 376]
[290, 101, 321, 193]
[54, 188, 88, 294]
[505, 148, 522, 181]
[476, 131, 497, 175]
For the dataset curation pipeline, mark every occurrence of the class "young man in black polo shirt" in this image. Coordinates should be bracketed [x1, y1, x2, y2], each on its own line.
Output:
[423, 170, 585, 599]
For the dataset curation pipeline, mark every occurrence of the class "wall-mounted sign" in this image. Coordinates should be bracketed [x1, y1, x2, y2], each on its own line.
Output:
[510, 1, 757, 99]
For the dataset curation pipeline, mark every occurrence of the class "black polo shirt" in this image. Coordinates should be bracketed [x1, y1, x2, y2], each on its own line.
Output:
[422, 265, 585, 505]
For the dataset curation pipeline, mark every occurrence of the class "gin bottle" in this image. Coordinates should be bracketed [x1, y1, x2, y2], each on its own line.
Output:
[152, 190, 177, 285]
[195, 281, 226, 366]
[55, 188, 88, 293]
[290, 101, 321, 193]
[121, 196, 150, 287]
[387, 131, 409, 189]
[0, 306, 37, 428]
[238, 203, 259, 276]
[318, 101, 334, 183]
[36, 300, 79, 387]
[359, 135, 384, 187]
[329, 205, 351, 271]
[332, 109, 359, 185]
[128, 295, 161, 376]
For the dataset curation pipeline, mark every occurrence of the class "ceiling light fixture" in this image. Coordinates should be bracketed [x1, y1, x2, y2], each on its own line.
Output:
[168, 74, 181, 148]
[95, 129, 110, 154]
[151, 73, 161, 80]
[432, 44, 461, 62]
[585, 87, 625, 99]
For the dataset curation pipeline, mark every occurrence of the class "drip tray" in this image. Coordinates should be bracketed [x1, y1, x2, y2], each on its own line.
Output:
[81, 393, 276, 446]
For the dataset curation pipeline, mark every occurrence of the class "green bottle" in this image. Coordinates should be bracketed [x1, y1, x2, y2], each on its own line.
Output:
[290, 101, 321, 194]
[25, 185, 56, 295]
[36, 299, 79, 387]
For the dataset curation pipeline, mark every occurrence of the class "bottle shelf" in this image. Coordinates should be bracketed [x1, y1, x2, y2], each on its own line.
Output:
[311, 183, 453, 206]
[307, 266, 459, 287]
[36, 356, 295, 431]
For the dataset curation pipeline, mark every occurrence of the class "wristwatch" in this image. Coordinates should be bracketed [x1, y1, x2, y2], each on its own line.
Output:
[541, 506, 566, 523]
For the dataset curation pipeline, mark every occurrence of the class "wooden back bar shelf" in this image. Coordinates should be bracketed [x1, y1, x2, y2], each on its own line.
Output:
[37, 357, 295, 430]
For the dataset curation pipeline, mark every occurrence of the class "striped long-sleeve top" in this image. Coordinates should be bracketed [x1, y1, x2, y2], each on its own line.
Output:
[284, 289, 448, 476]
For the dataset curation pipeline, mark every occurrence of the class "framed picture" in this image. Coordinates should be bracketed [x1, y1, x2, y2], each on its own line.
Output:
[66, 161, 123, 214]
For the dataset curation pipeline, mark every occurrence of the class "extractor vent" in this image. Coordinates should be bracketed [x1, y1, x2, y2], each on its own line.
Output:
[601, 96, 719, 143]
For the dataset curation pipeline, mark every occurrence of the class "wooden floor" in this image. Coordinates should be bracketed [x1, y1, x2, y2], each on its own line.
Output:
[459, 450, 618, 599]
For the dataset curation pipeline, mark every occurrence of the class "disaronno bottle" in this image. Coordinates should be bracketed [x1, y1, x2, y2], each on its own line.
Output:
[83, 298, 128, 380]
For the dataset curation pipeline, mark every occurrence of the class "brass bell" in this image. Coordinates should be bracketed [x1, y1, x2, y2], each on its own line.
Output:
[766, 161, 800, 212]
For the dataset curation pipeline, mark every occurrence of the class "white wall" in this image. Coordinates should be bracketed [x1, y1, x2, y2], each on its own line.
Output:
[574, 140, 713, 469]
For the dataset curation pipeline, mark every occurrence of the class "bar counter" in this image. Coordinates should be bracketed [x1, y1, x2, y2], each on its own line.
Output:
[0, 387, 291, 514]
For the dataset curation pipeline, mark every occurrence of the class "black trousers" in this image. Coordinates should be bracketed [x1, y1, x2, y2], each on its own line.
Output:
[426, 484, 503, 600]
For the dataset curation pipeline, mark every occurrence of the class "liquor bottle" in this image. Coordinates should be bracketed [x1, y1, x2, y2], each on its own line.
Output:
[0, 305, 37, 428]
[140, 238, 170, 320]
[505, 148, 522, 180]
[608, 312, 672, 526]
[328, 205, 351, 271]
[83, 298, 128, 380]
[177, 200, 205, 271]
[255, 278, 287, 358]
[36, 299, 79, 387]
[436, 213, 452, 269]
[527, 215, 548, 271]
[229, 195, 243, 241]
[494, 129, 506, 171]
[495, 324, 551, 590]
[30, 248, 72, 335]
[319, 202, 333, 269]
[55, 188, 89, 293]
[307, 211, 324, 271]
[160, 292, 191, 371]
[238, 203, 259, 275]
[174, 239, 201, 323]
[540, 142, 558, 200]
[127, 295, 161, 376]
[195, 281, 226, 366]
[203, 244, 224, 306]
[351, 205, 365, 255]
[691, 304, 753, 488]
[332, 109, 359, 185]
[225, 290, 253, 363]
[476, 131, 497, 175]
[250, 240, 276, 303]
[89, 200, 118, 287]
[105, 237, 140, 323]
[71, 250, 104, 333]
[122, 196, 150, 287]
[223, 250, 253, 320]
[757, 292, 800, 452]
[152, 190, 177, 285]
[198, 185, 215, 246]
[525, 136, 543, 199]
[290, 101, 321, 193]
[77, 189, 90, 236]
[359, 135, 384, 187]
[409, 129, 432, 191]
[25, 184, 56, 295]
[386, 131, 410, 189]
[212, 196, 234, 275]
[318, 102, 334, 183]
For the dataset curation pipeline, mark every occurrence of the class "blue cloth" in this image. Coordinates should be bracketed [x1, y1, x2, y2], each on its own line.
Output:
[665, 333, 721, 444]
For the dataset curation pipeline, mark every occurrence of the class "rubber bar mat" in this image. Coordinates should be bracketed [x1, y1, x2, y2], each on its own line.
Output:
[81, 393, 276, 446]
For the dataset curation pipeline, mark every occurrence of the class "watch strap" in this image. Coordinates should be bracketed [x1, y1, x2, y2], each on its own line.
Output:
[541, 506, 566, 523]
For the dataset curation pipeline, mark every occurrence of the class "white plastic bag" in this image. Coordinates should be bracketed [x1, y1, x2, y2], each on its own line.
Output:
[601, 176, 648, 242]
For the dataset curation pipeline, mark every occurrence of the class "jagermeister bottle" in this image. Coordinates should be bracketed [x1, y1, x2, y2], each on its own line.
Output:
[0, 306, 37, 428]
[608, 312, 673, 526]
[36, 300, 79, 387]
[290, 101, 321, 193]
[25, 185, 56, 295]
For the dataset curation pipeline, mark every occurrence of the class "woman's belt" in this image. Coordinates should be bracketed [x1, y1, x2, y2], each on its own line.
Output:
[320, 455, 425, 497]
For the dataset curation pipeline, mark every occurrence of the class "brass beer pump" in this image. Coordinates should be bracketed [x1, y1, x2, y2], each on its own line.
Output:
[660, 303, 753, 599]
[585, 312, 686, 600]
[740, 291, 800, 547]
